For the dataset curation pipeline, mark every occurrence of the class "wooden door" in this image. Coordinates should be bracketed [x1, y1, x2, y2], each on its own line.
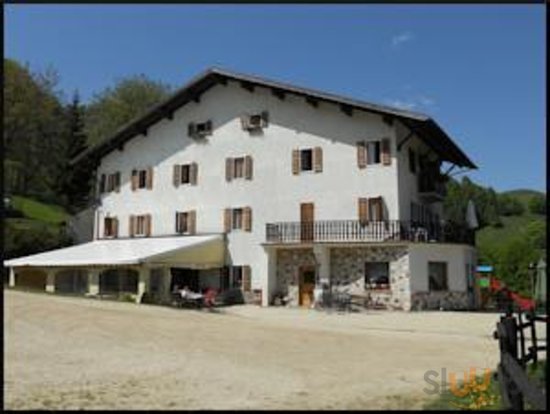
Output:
[300, 203, 314, 242]
[299, 267, 316, 307]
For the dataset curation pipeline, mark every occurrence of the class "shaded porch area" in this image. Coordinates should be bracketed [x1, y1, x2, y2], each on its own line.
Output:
[5, 235, 225, 304]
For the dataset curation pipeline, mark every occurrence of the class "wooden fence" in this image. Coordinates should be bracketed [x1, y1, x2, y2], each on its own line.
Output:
[493, 309, 547, 410]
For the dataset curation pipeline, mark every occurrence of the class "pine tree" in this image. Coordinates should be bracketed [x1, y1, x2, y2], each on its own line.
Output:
[59, 91, 93, 211]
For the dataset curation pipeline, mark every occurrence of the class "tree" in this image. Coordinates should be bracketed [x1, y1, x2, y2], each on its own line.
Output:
[3, 58, 67, 202]
[84, 74, 172, 146]
[497, 194, 525, 216]
[57, 91, 94, 211]
[528, 194, 546, 215]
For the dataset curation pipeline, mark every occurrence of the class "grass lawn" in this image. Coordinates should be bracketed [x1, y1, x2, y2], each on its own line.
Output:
[11, 195, 69, 224]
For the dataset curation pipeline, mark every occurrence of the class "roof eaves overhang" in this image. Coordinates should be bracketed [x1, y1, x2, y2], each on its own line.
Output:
[71, 67, 476, 171]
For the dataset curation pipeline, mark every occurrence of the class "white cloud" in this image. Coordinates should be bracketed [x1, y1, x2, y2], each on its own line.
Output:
[391, 32, 414, 47]
[384, 95, 437, 111]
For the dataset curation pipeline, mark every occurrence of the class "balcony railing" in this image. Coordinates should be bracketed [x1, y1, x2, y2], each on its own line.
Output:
[265, 220, 474, 245]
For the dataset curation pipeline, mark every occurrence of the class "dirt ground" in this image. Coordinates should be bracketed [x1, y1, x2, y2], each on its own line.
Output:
[4, 290, 502, 410]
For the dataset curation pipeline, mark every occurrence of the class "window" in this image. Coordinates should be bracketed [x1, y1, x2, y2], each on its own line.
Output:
[241, 111, 269, 131]
[180, 165, 190, 184]
[233, 157, 245, 179]
[409, 148, 417, 174]
[138, 170, 147, 189]
[232, 208, 243, 230]
[188, 120, 212, 138]
[231, 266, 243, 289]
[104, 217, 117, 238]
[367, 141, 381, 165]
[135, 216, 146, 236]
[176, 212, 189, 234]
[365, 262, 390, 290]
[300, 149, 313, 171]
[428, 262, 448, 291]
[368, 197, 384, 221]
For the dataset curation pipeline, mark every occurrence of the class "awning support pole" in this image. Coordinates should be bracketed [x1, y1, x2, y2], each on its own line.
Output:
[8, 267, 16, 288]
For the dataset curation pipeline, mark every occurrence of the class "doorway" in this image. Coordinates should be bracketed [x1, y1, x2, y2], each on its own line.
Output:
[300, 202, 314, 242]
[299, 266, 316, 307]
[171, 268, 200, 292]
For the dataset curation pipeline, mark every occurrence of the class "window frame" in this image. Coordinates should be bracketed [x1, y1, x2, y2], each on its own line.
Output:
[364, 262, 390, 290]
[104, 217, 116, 238]
[138, 170, 147, 189]
[300, 149, 313, 172]
[176, 212, 189, 234]
[180, 164, 191, 185]
[135, 215, 146, 236]
[233, 157, 245, 179]
[366, 141, 381, 165]
[232, 208, 244, 230]
[428, 261, 448, 291]
[231, 266, 243, 289]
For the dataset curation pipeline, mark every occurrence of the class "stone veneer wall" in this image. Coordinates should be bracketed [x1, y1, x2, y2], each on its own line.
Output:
[276, 248, 316, 307]
[330, 246, 411, 311]
[411, 291, 470, 311]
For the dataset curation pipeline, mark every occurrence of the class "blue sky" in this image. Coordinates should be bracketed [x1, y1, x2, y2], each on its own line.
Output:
[4, 4, 546, 192]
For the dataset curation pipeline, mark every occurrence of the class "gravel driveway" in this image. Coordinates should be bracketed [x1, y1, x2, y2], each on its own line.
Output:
[4, 290, 500, 410]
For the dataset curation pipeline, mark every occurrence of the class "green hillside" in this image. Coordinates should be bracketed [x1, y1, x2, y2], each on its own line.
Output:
[4, 196, 72, 260]
[475, 189, 546, 297]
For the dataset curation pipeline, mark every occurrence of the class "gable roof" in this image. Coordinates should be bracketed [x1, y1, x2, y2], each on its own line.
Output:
[71, 67, 476, 169]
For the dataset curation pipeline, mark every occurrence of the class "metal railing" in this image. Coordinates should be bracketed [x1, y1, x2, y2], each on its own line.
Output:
[265, 220, 474, 245]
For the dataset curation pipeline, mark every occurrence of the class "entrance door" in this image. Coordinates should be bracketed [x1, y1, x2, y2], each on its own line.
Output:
[300, 203, 315, 242]
[299, 267, 316, 307]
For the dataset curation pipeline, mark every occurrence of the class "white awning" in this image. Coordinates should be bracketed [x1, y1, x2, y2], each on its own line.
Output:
[4, 235, 225, 268]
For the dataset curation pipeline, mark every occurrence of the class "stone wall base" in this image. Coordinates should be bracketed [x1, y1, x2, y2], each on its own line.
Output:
[411, 291, 470, 311]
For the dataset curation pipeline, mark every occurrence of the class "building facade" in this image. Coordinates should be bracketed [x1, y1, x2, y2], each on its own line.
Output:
[6, 68, 478, 310]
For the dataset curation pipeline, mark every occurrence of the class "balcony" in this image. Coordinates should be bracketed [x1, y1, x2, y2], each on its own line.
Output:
[418, 173, 447, 203]
[265, 220, 474, 245]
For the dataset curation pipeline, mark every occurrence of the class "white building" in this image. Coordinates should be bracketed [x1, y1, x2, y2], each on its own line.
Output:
[5, 68, 478, 311]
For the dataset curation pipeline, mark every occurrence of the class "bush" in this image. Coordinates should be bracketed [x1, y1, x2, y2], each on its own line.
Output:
[497, 194, 525, 216]
[528, 195, 546, 215]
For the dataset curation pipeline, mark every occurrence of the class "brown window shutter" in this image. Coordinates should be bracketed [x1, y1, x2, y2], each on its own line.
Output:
[225, 158, 233, 182]
[243, 207, 252, 232]
[131, 170, 138, 191]
[103, 218, 108, 238]
[242, 266, 251, 292]
[173, 165, 181, 188]
[245, 155, 253, 180]
[114, 172, 121, 192]
[146, 167, 153, 189]
[381, 138, 391, 166]
[357, 142, 367, 169]
[113, 218, 119, 238]
[292, 149, 300, 175]
[129, 215, 135, 237]
[190, 162, 198, 186]
[358, 198, 369, 224]
[99, 174, 106, 193]
[188, 122, 196, 137]
[375, 197, 384, 220]
[188, 210, 196, 235]
[224, 208, 232, 232]
[313, 147, 323, 173]
[145, 214, 152, 237]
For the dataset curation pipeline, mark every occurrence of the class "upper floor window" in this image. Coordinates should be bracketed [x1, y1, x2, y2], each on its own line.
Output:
[358, 196, 385, 224]
[175, 210, 196, 235]
[173, 163, 198, 187]
[188, 120, 212, 139]
[241, 111, 269, 131]
[224, 207, 252, 232]
[226, 156, 253, 181]
[131, 168, 153, 191]
[104, 217, 118, 238]
[356, 138, 391, 168]
[129, 214, 151, 237]
[292, 147, 323, 175]
[99, 172, 121, 194]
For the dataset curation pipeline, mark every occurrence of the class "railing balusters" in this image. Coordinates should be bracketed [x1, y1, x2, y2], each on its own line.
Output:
[265, 220, 472, 245]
